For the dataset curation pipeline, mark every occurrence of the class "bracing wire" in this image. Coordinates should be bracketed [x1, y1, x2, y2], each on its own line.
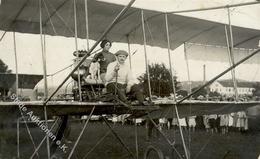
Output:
[82, 121, 121, 159]
[193, 134, 214, 159]
[44, 0, 74, 34]
[144, 14, 156, 46]
[48, 64, 73, 76]
[43, 0, 57, 35]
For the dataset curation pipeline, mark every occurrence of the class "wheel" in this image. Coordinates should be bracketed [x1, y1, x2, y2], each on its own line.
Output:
[144, 145, 164, 159]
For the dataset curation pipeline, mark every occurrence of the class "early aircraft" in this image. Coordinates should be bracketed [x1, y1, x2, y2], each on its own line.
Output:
[0, 0, 260, 158]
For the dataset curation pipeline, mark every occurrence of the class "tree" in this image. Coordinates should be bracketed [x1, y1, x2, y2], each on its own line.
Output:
[177, 89, 188, 97]
[138, 63, 181, 97]
[0, 59, 11, 73]
[0, 59, 12, 99]
[191, 85, 207, 99]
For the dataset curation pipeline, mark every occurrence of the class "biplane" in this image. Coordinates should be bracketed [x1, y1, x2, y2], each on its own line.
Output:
[0, 0, 260, 158]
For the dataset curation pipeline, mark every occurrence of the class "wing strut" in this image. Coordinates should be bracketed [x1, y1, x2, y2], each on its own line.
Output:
[226, 8, 238, 101]
[141, 10, 152, 100]
[73, 0, 82, 101]
[165, 13, 190, 159]
[84, 0, 90, 50]
[39, 0, 51, 158]
[13, 32, 19, 97]
[127, 35, 132, 69]
[16, 118, 20, 158]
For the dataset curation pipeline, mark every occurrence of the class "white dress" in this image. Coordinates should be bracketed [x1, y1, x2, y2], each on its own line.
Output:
[220, 114, 229, 126]
[203, 115, 210, 129]
[228, 113, 234, 127]
[179, 118, 187, 127]
[188, 116, 196, 127]
[237, 111, 248, 129]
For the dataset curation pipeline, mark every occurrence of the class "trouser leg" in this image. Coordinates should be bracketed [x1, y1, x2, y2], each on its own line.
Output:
[106, 83, 127, 102]
[130, 84, 144, 103]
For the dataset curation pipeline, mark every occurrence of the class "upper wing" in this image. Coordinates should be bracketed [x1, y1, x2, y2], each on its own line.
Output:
[0, 0, 259, 50]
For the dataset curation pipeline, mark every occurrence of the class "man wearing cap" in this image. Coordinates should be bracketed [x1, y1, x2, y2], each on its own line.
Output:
[105, 50, 146, 105]
[92, 39, 116, 81]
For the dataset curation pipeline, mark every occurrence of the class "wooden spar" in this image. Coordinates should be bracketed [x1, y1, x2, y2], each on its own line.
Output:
[44, 0, 136, 105]
[165, 13, 190, 159]
[84, 0, 90, 50]
[17, 118, 20, 159]
[73, 0, 82, 101]
[141, 10, 152, 100]
[224, 25, 238, 100]
[227, 8, 239, 101]
[184, 43, 192, 94]
[135, 120, 139, 159]
[127, 35, 132, 69]
[177, 48, 260, 104]
[43, 106, 50, 158]
[39, 0, 50, 158]
[39, 0, 48, 99]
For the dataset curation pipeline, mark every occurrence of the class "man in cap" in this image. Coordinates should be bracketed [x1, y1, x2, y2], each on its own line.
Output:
[92, 39, 116, 82]
[105, 50, 147, 105]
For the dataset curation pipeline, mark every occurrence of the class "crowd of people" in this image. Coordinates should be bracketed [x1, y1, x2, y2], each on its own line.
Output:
[157, 111, 249, 134]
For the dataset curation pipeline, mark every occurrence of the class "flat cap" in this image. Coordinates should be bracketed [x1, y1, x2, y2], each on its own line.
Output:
[115, 50, 128, 57]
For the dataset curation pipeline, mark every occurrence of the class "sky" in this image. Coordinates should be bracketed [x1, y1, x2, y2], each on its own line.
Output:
[0, 0, 260, 86]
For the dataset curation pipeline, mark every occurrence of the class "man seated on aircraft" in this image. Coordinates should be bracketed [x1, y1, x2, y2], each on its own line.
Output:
[92, 39, 116, 82]
[105, 50, 147, 106]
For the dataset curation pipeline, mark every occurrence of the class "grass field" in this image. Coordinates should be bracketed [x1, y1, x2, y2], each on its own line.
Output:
[0, 120, 259, 159]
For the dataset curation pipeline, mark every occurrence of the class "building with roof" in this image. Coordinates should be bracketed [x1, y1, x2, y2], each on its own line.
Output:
[209, 79, 255, 96]
[181, 79, 256, 97]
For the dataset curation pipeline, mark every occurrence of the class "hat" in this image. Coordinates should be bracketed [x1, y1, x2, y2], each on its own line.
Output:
[100, 39, 112, 48]
[115, 50, 128, 57]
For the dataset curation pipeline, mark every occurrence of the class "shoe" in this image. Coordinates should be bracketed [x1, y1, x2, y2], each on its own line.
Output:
[139, 101, 150, 106]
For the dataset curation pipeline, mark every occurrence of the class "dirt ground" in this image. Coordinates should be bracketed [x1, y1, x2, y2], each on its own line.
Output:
[0, 120, 260, 159]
